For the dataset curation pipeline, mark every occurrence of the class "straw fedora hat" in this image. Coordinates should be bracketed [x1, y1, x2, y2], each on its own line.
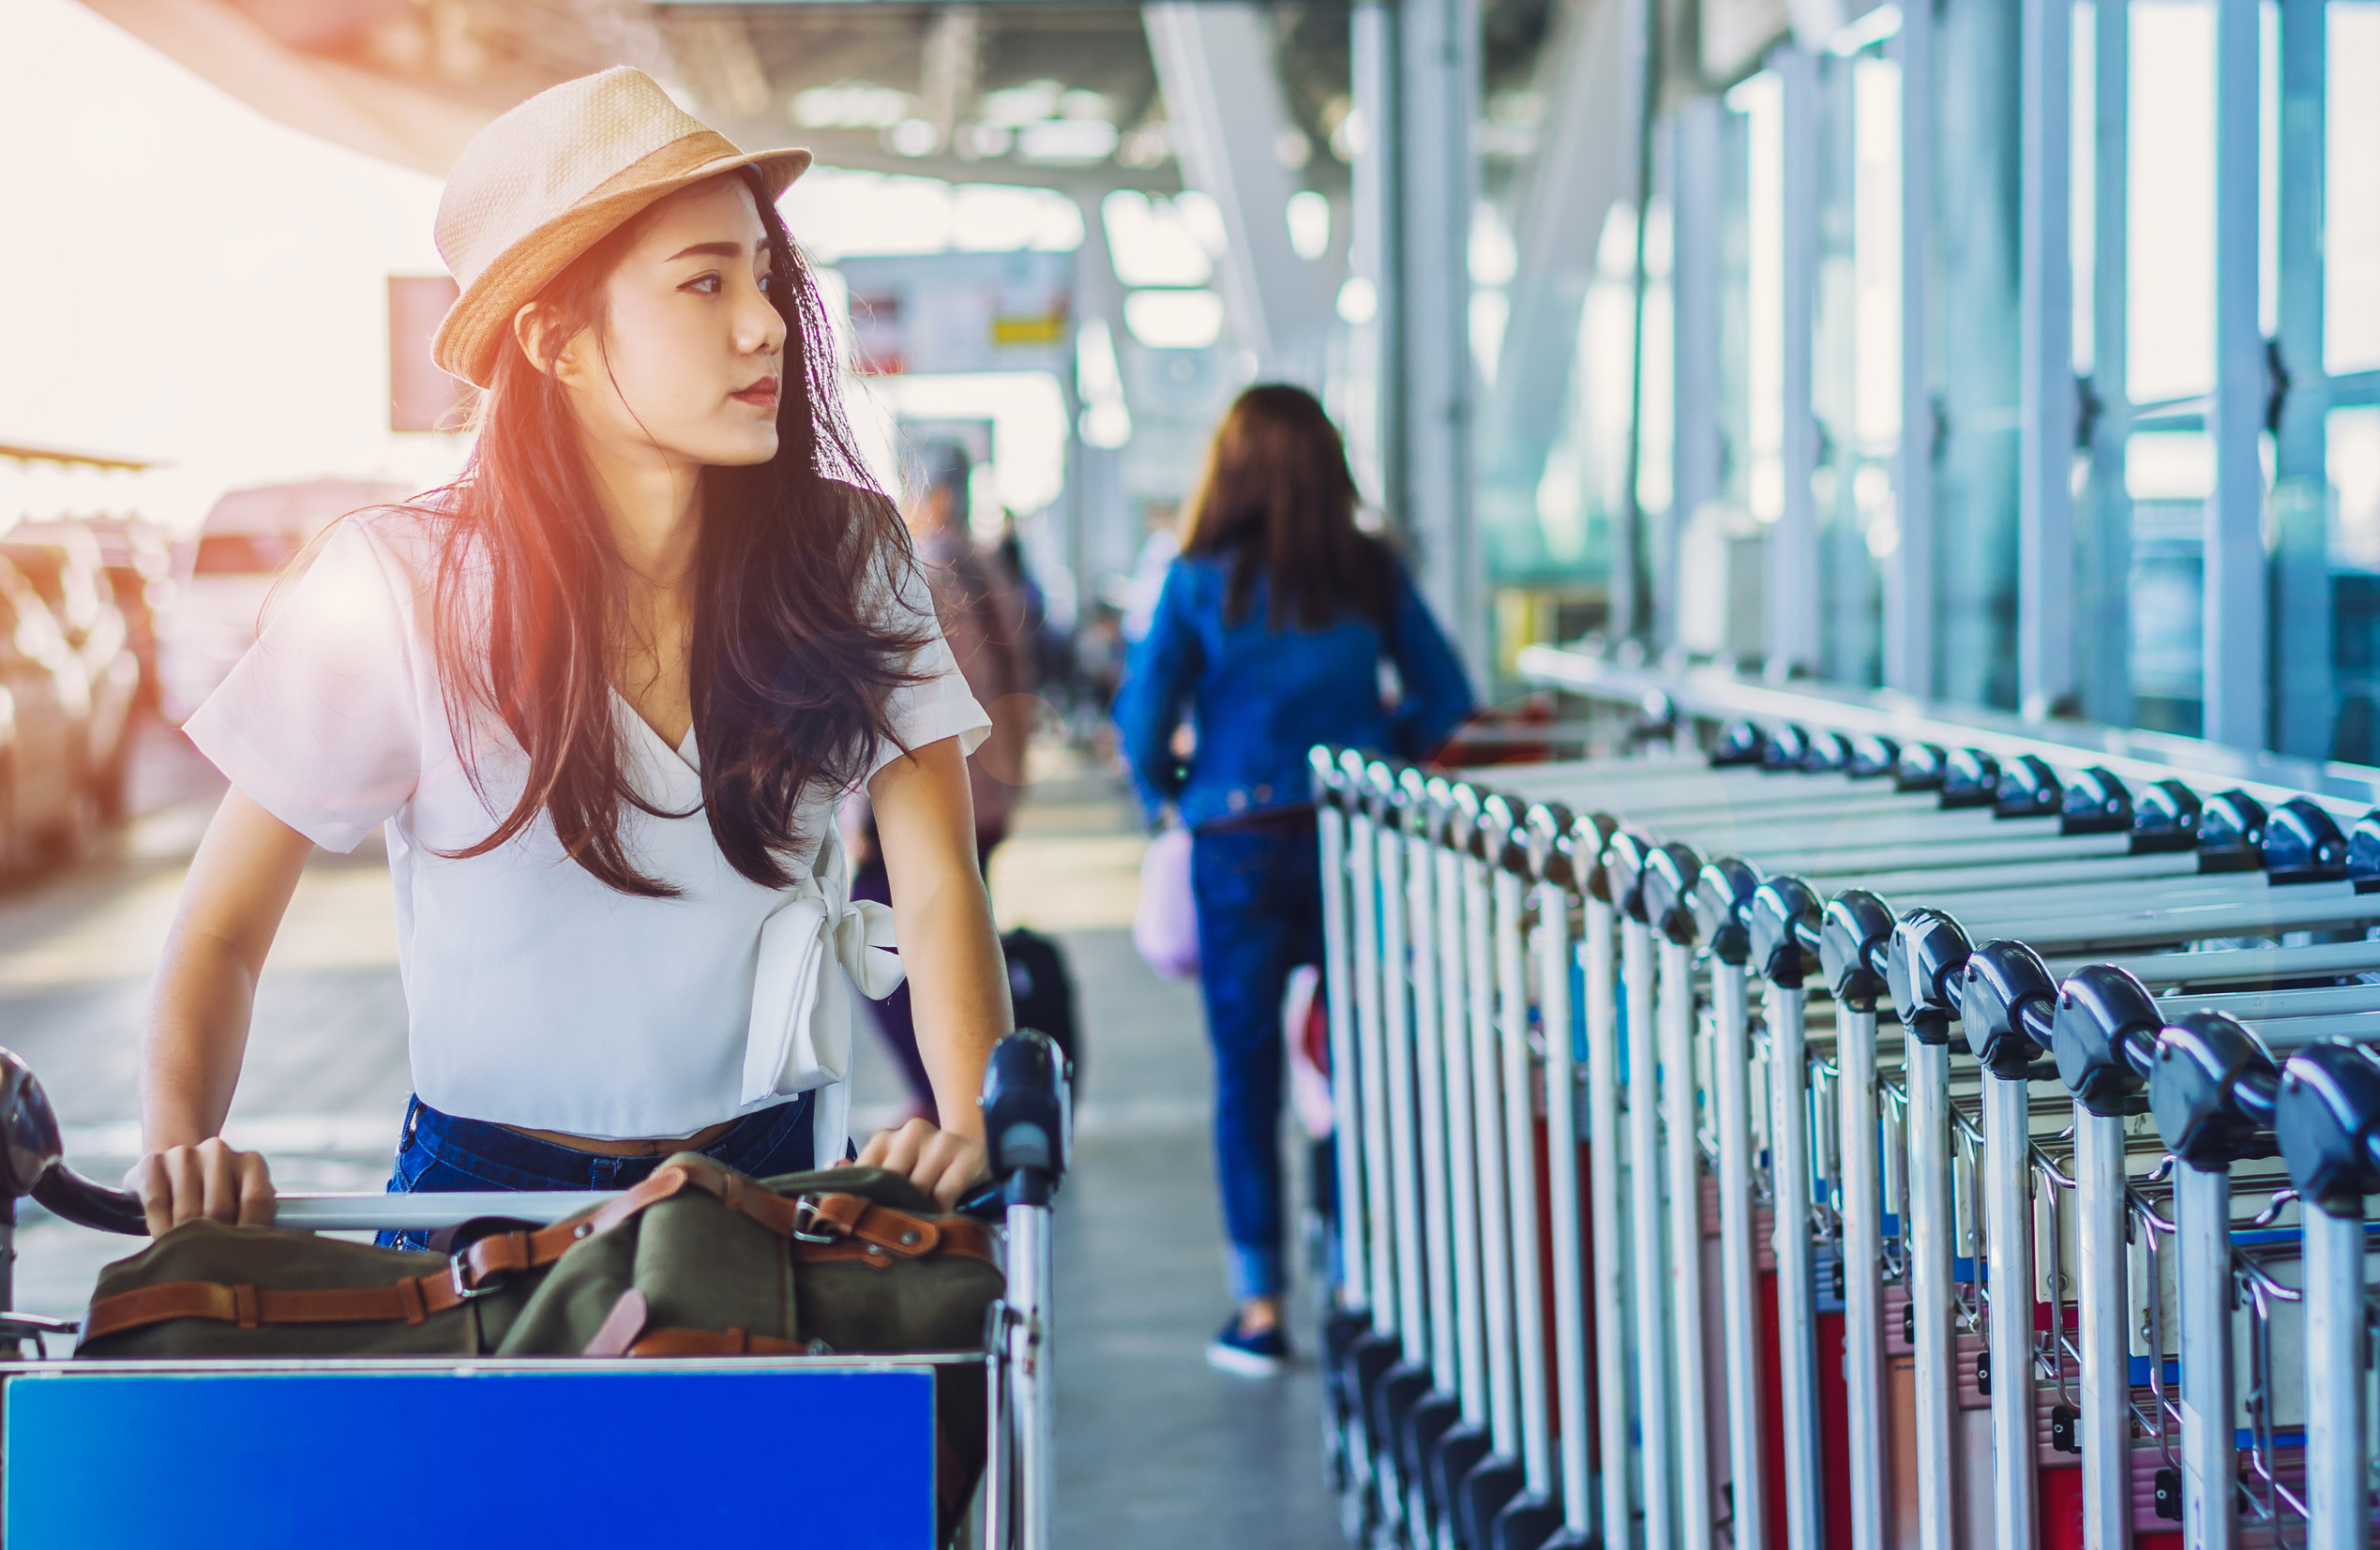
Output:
[431, 67, 813, 389]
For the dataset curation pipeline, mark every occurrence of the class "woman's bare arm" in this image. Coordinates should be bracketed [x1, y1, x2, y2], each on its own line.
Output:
[856, 734, 1007, 1206]
[129, 790, 313, 1233]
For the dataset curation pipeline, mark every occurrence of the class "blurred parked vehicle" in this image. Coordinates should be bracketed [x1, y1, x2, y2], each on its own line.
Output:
[1, 523, 142, 817]
[160, 479, 406, 724]
[0, 555, 94, 871]
[75, 517, 176, 714]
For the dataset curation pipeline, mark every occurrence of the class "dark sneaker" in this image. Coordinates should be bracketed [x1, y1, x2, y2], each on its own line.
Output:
[1205, 1315, 1288, 1377]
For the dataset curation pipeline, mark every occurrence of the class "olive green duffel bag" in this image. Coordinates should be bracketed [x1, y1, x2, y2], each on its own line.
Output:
[75, 1155, 1005, 1531]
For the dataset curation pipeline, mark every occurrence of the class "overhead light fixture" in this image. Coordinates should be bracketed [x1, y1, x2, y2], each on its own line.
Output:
[1018, 119, 1118, 164]
[1287, 190, 1331, 262]
[956, 123, 1015, 158]
[885, 119, 940, 158]
[1124, 290, 1225, 351]
[791, 82, 915, 130]
[979, 80, 1063, 128]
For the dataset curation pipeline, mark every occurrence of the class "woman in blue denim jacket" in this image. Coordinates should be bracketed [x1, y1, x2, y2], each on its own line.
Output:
[1113, 384, 1475, 1374]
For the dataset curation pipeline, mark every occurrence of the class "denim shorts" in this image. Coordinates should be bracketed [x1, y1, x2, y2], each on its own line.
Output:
[377, 1091, 818, 1251]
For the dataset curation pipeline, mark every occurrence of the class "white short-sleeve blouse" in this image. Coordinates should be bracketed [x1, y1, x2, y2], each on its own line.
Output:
[182, 504, 990, 1143]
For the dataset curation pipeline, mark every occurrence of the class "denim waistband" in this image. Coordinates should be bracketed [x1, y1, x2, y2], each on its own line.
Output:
[393, 1091, 818, 1195]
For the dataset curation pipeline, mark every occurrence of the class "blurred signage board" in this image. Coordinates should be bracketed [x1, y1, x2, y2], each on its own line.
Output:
[388, 275, 473, 433]
[839, 251, 1074, 377]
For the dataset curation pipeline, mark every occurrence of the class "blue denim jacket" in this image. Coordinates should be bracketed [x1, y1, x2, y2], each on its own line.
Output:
[1113, 554, 1476, 830]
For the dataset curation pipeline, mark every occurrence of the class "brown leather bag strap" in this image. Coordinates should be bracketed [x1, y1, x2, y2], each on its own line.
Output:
[624, 1326, 806, 1358]
[83, 1272, 468, 1342]
[83, 1167, 996, 1342]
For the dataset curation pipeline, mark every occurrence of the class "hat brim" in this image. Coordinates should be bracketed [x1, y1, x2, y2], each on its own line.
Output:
[432, 141, 813, 391]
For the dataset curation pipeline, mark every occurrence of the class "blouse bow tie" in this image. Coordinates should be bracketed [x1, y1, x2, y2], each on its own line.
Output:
[741, 824, 905, 1113]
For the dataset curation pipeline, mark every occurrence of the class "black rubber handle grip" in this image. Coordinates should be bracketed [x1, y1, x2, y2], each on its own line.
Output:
[32, 1164, 147, 1237]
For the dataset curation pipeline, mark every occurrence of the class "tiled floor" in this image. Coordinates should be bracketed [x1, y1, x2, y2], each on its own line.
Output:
[0, 727, 1345, 1547]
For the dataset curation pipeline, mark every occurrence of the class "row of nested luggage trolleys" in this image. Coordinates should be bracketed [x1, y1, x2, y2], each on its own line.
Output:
[1310, 730, 2380, 1550]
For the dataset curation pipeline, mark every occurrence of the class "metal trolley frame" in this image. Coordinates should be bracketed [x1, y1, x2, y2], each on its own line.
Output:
[0, 1032, 1071, 1550]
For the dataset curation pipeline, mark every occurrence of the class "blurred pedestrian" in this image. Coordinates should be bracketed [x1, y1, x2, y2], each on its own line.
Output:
[1113, 384, 1476, 1375]
[850, 441, 1038, 1119]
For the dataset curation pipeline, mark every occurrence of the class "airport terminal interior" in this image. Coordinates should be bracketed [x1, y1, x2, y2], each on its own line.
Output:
[2, 0, 2379, 1544]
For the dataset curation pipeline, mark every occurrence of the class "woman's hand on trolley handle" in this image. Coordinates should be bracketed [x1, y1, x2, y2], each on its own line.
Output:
[849, 1118, 987, 1211]
[126, 1138, 276, 1237]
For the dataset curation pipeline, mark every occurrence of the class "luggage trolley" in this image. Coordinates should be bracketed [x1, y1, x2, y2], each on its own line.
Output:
[0, 1031, 1071, 1550]
[2041, 965, 2380, 1550]
[1513, 730, 2333, 1550]
[1704, 746, 2380, 1550]
[1318, 708, 2380, 1550]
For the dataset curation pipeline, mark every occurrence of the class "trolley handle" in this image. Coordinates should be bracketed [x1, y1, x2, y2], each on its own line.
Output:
[2277, 1041, 2380, 1211]
[2052, 963, 2162, 1116]
[1, 1032, 1072, 1239]
[981, 1029, 1071, 1206]
[0, 1046, 144, 1236]
[1960, 940, 2060, 1078]
[1818, 889, 1895, 1012]
[1885, 907, 1973, 1045]
[2149, 1011, 2282, 1167]
[1747, 874, 1823, 989]
[30, 1164, 145, 1237]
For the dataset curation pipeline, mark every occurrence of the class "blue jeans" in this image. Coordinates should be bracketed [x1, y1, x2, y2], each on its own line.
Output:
[1191, 808, 1324, 1303]
[378, 1091, 817, 1251]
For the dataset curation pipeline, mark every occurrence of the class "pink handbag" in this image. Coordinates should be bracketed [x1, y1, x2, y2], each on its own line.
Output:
[1133, 826, 1201, 981]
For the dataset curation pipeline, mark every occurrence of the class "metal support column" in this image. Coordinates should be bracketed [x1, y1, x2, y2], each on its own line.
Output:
[1499, 866, 1555, 1502]
[1350, 0, 1407, 539]
[1661, 938, 1713, 1550]
[2204, 0, 2267, 749]
[1396, 0, 1483, 672]
[2074, 1112, 2131, 1550]
[1712, 961, 1769, 1550]
[1351, 790, 1395, 1340]
[1837, 1006, 1890, 1550]
[1407, 790, 1461, 1537]
[1770, 45, 1823, 679]
[1906, 1029, 1959, 1550]
[1540, 870, 1596, 1542]
[1376, 810, 1426, 1530]
[1984, 1074, 2041, 1550]
[2301, 1200, 2367, 1550]
[1588, 897, 1634, 1550]
[1142, 3, 1333, 382]
[1470, 849, 1522, 1464]
[1626, 920, 1674, 1550]
[1672, 96, 1726, 653]
[2078, 0, 2133, 729]
[1318, 776, 1368, 1316]
[2019, 0, 2075, 718]
[2271, 0, 2331, 760]
[1440, 839, 1492, 1440]
[1887, 0, 1936, 699]
[1768, 982, 1827, 1550]
[2174, 1162, 2235, 1550]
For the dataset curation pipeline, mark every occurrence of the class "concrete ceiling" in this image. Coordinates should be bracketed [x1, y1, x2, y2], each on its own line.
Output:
[78, 0, 1559, 193]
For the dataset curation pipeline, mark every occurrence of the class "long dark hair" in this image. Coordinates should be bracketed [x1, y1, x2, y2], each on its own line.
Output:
[1179, 384, 1396, 631]
[406, 168, 929, 897]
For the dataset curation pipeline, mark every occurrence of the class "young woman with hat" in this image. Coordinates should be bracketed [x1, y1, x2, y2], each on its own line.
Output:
[128, 68, 1008, 1235]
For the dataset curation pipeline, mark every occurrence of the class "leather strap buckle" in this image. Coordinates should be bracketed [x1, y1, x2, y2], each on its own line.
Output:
[447, 1258, 511, 1303]
[788, 1196, 840, 1243]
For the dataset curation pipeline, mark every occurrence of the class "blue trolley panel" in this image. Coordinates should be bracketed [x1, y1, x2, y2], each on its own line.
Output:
[5, 1366, 938, 1549]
